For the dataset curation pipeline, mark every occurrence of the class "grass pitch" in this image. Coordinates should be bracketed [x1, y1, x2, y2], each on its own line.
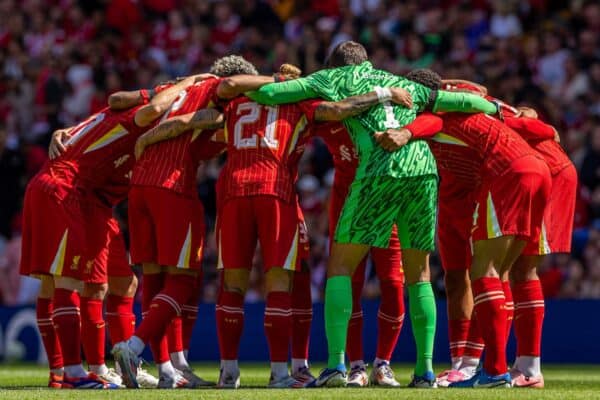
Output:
[1, 363, 600, 400]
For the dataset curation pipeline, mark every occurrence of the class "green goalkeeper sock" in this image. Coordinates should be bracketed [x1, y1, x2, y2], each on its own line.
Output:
[408, 282, 437, 376]
[324, 275, 352, 369]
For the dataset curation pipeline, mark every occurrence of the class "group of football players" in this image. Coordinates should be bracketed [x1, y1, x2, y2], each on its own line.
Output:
[20, 40, 576, 390]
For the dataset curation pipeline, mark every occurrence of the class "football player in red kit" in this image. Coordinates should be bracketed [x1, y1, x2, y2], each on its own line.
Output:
[429, 79, 577, 388]
[133, 68, 413, 388]
[111, 57, 246, 389]
[378, 69, 553, 388]
[21, 79, 193, 388]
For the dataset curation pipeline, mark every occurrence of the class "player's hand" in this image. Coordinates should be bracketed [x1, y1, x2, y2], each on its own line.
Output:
[389, 88, 413, 108]
[134, 137, 147, 160]
[553, 127, 561, 143]
[373, 128, 413, 151]
[48, 129, 71, 159]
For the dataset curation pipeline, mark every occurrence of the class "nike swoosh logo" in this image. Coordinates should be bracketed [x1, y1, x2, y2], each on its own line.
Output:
[331, 127, 344, 134]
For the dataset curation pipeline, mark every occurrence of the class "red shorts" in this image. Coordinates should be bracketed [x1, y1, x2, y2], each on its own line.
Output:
[129, 186, 205, 270]
[20, 174, 86, 279]
[523, 163, 577, 255]
[216, 196, 299, 271]
[472, 156, 551, 243]
[437, 189, 477, 271]
[80, 202, 131, 284]
[330, 181, 403, 281]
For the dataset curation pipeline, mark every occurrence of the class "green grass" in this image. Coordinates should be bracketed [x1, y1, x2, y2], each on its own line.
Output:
[1, 363, 600, 399]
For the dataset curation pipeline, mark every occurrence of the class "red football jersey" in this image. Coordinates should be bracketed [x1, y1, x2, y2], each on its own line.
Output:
[48, 103, 147, 205]
[313, 122, 358, 188]
[503, 115, 572, 176]
[218, 96, 321, 203]
[433, 113, 538, 179]
[131, 78, 221, 197]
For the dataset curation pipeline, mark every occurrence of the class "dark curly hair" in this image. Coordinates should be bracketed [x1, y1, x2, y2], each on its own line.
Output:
[405, 69, 442, 90]
[209, 55, 258, 77]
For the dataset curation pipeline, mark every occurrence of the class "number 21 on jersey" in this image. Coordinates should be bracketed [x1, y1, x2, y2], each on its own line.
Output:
[233, 102, 280, 150]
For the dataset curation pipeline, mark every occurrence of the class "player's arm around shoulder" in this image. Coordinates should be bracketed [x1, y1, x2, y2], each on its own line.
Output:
[134, 75, 199, 127]
[313, 87, 413, 121]
[246, 77, 321, 105]
[216, 75, 275, 99]
[432, 90, 498, 114]
[134, 109, 224, 160]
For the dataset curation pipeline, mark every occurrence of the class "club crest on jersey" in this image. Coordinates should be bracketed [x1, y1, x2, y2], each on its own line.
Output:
[70, 256, 81, 270]
[114, 154, 130, 168]
[85, 260, 94, 274]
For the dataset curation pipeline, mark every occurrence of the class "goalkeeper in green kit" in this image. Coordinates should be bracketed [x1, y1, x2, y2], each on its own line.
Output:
[247, 41, 499, 388]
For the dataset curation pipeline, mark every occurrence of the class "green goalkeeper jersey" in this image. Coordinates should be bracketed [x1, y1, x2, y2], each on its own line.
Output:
[248, 61, 497, 180]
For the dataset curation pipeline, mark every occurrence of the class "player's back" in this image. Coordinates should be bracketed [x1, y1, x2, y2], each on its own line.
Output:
[438, 113, 536, 178]
[219, 96, 315, 203]
[313, 122, 358, 186]
[131, 78, 221, 197]
[304, 61, 436, 180]
[47, 105, 143, 204]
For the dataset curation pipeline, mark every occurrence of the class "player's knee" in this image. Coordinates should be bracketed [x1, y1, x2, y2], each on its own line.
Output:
[444, 269, 470, 299]
[54, 276, 84, 292]
[510, 256, 541, 283]
[265, 268, 292, 293]
[82, 282, 108, 299]
[108, 274, 138, 297]
[38, 276, 55, 298]
[223, 269, 249, 295]
[142, 262, 161, 275]
[402, 249, 430, 284]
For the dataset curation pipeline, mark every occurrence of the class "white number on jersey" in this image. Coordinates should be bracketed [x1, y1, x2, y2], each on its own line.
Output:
[233, 102, 280, 150]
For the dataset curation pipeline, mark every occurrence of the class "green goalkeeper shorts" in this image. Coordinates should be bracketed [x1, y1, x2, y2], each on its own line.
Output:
[334, 174, 438, 250]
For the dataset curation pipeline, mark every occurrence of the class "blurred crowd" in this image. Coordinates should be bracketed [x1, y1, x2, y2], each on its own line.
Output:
[1, 0, 600, 305]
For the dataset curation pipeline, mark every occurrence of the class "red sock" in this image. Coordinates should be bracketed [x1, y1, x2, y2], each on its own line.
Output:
[105, 294, 135, 344]
[141, 273, 167, 363]
[448, 319, 470, 361]
[346, 278, 364, 362]
[216, 291, 244, 360]
[80, 297, 105, 366]
[502, 280, 514, 340]
[376, 279, 404, 361]
[472, 277, 507, 375]
[291, 270, 312, 360]
[36, 298, 64, 369]
[513, 279, 544, 357]
[136, 274, 196, 344]
[167, 316, 184, 353]
[181, 274, 202, 352]
[264, 291, 292, 362]
[464, 312, 484, 359]
[52, 288, 82, 367]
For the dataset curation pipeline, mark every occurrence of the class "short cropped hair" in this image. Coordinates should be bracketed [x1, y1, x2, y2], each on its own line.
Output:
[209, 55, 258, 77]
[326, 41, 368, 68]
[405, 69, 442, 90]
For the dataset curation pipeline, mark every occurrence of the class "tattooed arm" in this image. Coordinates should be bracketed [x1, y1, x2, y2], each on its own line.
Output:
[217, 75, 275, 99]
[134, 109, 224, 159]
[314, 87, 413, 121]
